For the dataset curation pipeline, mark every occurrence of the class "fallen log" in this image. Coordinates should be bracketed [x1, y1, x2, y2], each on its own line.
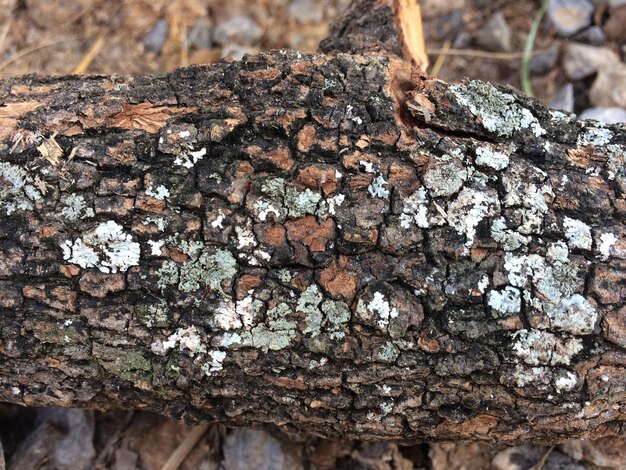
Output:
[0, 0, 624, 444]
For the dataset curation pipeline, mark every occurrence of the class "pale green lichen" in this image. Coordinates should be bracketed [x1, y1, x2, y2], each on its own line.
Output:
[60, 193, 94, 221]
[450, 80, 546, 137]
[238, 302, 297, 352]
[375, 341, 400, 363]
[136, 301, 169, 328]
[503, 248, 597, 335]
[0, 161, 43, 215]
[157, 248, 237, 294]
[298, 285, 324, 336]
[423, 155, 469, 198]
[284, 187, 321, 218]
[260, 178, 286, 198]
[512, 329, 582, 366]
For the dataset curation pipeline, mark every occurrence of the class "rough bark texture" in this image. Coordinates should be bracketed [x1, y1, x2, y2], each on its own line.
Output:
[0, 5, 625, 445]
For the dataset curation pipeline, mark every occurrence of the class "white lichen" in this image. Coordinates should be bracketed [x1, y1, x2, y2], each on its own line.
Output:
[599, 232, 617, 260]
[577, 127, 613, 147]
[475, 146, 510, 170]
[368, 174, 390, 199]
[488, 286, 521, 315]
[235, 226, 257, 250]
[512, 329, 583, 366]
[449, 80, 546, 137]
[145, 184, 170, 200]
[162, 326, 206, 357]
[60, 193, 95, 221]
[147, 239, 164, 256]
[203, 350, 227, 374]
[0, 161, 43, 215]
[563, 217, 592, 250]
[61, 220, 140, 273]
[327, 194, 345, 215]
[359, 160, 375, 173]
[211, 210, 225, 228]
[447, 187, 499, 247]
[477, 275, 489, 294]
[367, 292, 398, 329]
[399, 187, 431, 228]
[554, 371, 578, 392]
[174, 147, 206, 168]
[253, 200, 281, 221]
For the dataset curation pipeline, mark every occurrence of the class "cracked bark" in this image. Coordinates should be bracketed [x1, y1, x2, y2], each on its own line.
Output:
[0, 0, 625, 444]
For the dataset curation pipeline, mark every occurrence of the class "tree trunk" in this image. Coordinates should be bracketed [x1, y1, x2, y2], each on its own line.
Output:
[0, 0, 625, 445]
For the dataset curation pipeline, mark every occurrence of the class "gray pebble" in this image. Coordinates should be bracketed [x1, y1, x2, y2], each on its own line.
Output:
[188, 17, 212, 49]
[571, 25, 605, 45]
[530, 45, 559, 75]
[579, 107, 626, 124]
[562, 42, 620, 80]
[547, 0, 595, 37]
[288, 0, 324, 24]
[473, 12, 512, 52]
[143, 19, 168, 54]
[548, 83, 575, 113]
[213, 15, 263, 46]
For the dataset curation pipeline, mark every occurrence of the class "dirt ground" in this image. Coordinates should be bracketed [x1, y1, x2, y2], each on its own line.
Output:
[0, 0, 624, 469]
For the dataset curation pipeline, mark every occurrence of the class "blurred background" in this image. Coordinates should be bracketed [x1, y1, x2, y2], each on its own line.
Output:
[0, 0, 624, 469]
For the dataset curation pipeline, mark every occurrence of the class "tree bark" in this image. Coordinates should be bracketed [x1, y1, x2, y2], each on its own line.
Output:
[0, 1, 625, 445]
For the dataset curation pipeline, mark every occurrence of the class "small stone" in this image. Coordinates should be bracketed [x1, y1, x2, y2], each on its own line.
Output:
[288, 0, 324, 24]
[571, 25, 606, 45]
[605, 5, 626, 43]
[562, 437, 626, 469]
[589, 62, 626, 108]
[561, 43, 620, 80]
[213, 15, 263, 46]
[222, 430, 303, 470]
[188, 17, 212, 49]
[547, 0, 595, 37]
[579, 107, 626, 124]
[530, 45, 559, 75]
[143, 19, 168, 54]
[548, 83, 574, 113]
[473, 12, 512, 52]
[221, 44, 256, 61]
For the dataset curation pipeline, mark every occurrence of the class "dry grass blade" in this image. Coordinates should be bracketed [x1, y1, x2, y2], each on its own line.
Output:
[430, 39, 451, 76]
[160, 423, 210, 470]
[0, 37, 83, 74]
[529, 445, 556, 470]
[427, 47, 548, 60]
[72, 35, 105, 74]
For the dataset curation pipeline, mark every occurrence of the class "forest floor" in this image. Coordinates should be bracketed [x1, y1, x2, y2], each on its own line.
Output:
[0, 0, 624, 469]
